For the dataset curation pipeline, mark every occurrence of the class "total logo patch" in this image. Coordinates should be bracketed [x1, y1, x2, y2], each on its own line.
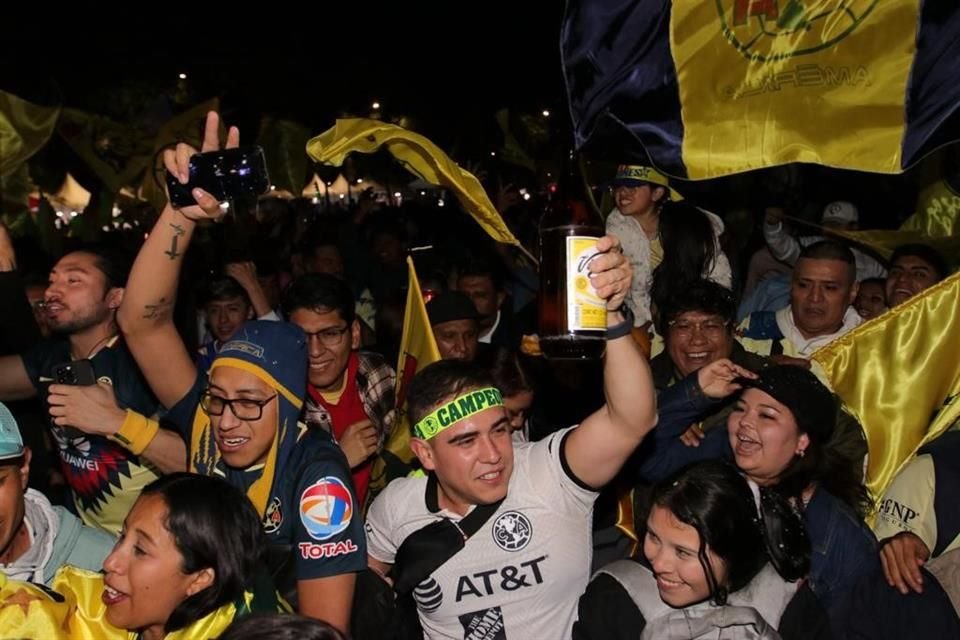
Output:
[299, 476, 354, 541]
[491, 511, 532, 552]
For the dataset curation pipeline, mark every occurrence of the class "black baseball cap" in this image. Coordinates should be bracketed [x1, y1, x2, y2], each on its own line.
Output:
[736, 365, 837, 443]
[426, 291, 480, 326]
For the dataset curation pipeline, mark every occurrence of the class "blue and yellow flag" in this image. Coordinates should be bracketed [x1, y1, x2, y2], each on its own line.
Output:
[367, 257, 442, 501]
[563, 1, 960, 178]
[813, 271, 960, 500]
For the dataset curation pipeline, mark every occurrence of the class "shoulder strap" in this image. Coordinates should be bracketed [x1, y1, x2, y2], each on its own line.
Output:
[391, 474, 504, 595]
[424, 473, 503, 536]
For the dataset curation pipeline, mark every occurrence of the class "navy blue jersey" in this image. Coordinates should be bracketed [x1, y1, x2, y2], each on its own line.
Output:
[166, 374, 366, 580]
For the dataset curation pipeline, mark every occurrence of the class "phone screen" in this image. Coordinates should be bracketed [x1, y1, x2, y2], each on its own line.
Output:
[166, 146, 270, 207]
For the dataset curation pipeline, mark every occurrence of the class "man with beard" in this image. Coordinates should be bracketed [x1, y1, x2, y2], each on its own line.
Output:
[0, 245, 185, 534]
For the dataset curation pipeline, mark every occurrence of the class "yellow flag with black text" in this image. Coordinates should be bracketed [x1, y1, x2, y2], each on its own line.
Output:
[563, 1, 960, 178]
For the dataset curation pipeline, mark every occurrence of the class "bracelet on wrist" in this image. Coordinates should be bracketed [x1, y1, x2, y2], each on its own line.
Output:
[109, 410, 160, 455]
[606, 305, 634, 340]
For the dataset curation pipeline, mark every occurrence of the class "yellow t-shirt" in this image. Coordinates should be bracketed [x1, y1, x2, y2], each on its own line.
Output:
[649, 235, 664, 270]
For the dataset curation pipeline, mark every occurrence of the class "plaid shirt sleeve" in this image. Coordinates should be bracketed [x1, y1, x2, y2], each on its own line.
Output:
[357, 352, 397, 443]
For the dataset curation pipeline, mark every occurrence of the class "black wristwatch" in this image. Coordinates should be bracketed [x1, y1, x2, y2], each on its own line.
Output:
[606, 304, 635, 340]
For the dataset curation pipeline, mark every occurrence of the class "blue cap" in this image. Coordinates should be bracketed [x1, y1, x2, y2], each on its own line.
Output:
[0, 402, 24, 461]
[213, 320, 308, 406]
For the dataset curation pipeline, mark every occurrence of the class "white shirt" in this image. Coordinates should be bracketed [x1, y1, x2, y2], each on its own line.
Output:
[366, 428, 597, 639]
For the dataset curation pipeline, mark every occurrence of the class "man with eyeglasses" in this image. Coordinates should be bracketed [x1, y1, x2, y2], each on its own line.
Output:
[652, 280, 767, 391]
[282, 273, 396, 506]
[113, 112, 365, 633]
[651, 279, 768, 446]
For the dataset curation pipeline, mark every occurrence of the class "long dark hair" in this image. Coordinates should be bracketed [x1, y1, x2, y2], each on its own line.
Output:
[737, 367, 873, 519]
[219, 613, 348, 640]
[770, 409, 874, 520]
[651, 460, 809, 605]
[141, 473, 266, 633]
[650, 201, 719, 311]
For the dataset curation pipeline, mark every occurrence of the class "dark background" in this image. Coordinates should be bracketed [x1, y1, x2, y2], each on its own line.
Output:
[0, 6, 566, 151]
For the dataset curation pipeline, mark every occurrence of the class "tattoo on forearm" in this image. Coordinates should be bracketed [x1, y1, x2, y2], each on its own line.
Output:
[164, 223, 186, 260]
[142, 297, 172, 320]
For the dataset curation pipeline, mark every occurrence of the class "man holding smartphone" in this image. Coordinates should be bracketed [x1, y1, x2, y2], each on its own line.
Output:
[0, 234, 186, 534]
[113, 112, 362, 633]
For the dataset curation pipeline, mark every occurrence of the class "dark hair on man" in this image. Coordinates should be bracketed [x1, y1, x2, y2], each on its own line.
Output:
[458, 257, 506, 292]
[407, 360, 496, 435]
[200, 276, 252, 308]
[650, 202, 719, 309]
[62, 243, 132, 289]
[797, 240, 857, 284]
[219, 613, 348, 640]
[655, 279, 736, 338]
[890, 243, 950, 281]
[141, 473, 265, 634]
[281, 273, 355, 324]
[652, 460, 791, 605]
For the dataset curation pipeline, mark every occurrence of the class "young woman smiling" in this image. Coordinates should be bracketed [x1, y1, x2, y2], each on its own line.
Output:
[575, 460, 830, 639]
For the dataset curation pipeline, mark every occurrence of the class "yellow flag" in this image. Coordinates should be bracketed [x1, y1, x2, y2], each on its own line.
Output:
[813, 272, 960, 499]
[0, 571, 77, 639]
[367, 257, 441, 500]
[823, 158, 960, 259]
[673, 0, 918, 178]
[49, 565, 286, 639]
[0, 91, 60, 178]
[306, 119, 521, 247]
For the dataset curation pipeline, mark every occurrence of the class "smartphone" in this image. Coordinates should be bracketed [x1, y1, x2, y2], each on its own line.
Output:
[165, 146, 270, 208]
[52, 360, 97, 386]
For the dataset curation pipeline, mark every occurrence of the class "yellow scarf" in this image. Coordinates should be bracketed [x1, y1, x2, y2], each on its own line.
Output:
[188, 357, 303, 517]
[49, 566, 289, 639]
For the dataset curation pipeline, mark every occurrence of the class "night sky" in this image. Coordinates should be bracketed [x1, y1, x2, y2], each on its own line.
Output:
[1, 5, 565, 147]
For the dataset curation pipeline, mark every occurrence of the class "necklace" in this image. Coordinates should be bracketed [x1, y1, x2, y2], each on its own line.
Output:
[71, 329, 118, 361]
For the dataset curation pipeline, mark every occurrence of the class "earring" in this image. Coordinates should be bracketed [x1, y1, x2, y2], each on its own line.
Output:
[796, 449, 806, 458]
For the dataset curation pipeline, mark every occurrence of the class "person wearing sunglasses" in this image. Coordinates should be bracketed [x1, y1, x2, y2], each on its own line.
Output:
[114, 112, 364, 634]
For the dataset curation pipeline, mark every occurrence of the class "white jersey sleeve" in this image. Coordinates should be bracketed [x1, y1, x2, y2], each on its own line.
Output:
[874, 454, 937, 553]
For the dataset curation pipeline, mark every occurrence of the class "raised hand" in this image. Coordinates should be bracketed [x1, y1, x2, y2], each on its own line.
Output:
[163, 111, 240, 222]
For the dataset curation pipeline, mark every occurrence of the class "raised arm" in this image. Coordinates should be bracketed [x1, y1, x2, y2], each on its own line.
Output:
[564, 235, 658, 489]
[117, 112, 239, 407]
[225, 261, 275, 318]
[763, 207, 802, 265]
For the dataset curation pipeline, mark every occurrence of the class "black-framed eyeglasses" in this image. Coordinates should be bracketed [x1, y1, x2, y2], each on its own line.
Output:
[667, 318, 729, 338]
[200, 392, 277, 420]
[304, 325, 350, 347]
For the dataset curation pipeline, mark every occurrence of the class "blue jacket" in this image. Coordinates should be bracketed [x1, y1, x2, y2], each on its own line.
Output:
[638, 375, 878, 619]
[44, 506, 116, 585]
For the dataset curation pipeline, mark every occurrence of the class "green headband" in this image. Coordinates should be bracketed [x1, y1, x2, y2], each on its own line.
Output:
[413, 387, 504, 440]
